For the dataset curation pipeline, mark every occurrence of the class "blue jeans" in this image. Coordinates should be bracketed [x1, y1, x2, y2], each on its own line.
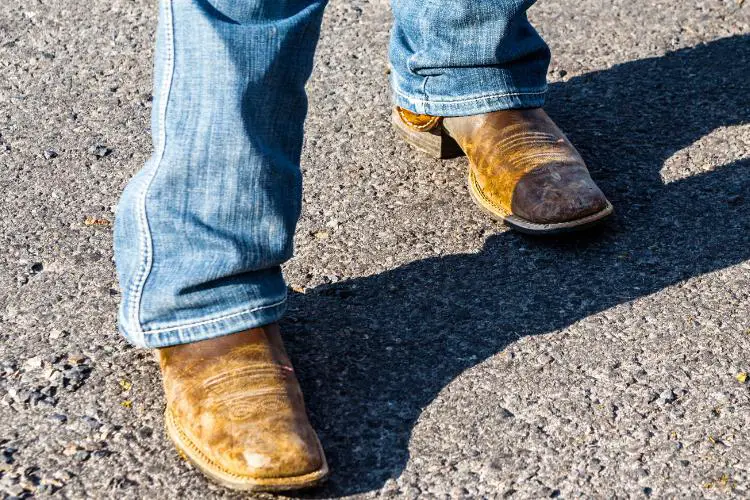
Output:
[114, 0, 550, 348]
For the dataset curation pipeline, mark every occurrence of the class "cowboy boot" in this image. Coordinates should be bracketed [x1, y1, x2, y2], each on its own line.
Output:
[157, 324, 328, 491]
[393, 106, 613, 234]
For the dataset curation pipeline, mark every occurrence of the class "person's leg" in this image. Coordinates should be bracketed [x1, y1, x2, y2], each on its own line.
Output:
[390, 0, 612, 234]
[389, 0, 549, 117]
[114, 0, 328, 490]
[115, 0, 325, 349]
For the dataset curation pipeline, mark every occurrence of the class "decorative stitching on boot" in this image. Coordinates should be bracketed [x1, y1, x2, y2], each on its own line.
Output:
[202, 364, 293, 388]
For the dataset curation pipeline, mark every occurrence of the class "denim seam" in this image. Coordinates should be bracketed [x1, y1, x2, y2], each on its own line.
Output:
[129, 0, 176, 337]
[392, 85, 548, 105]
[420, 74, 431, 104]
[142, 294, 287, 335]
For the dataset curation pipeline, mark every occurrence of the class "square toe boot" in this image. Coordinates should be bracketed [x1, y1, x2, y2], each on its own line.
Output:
[393, 107, 613, 234]
[157, 325, 328, 491]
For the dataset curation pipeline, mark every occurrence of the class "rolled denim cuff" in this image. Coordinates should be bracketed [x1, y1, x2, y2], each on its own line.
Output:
[388, 0, 550, 117]
[118, 293, 288, 349]
[391, 85, 548, 117]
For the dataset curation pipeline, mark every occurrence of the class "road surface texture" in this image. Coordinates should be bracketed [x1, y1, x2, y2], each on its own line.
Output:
[1, 0, 749, 498]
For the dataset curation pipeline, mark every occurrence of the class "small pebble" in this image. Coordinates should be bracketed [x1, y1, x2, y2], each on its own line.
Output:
[137, 427, 153, 440]
[67, 354, 87, 366]
[53, 470, 74, 482]
[88, 144, 111, 158]
[80, 416, 101, 429]
[49, 329, 68, 340]
[24, 356, 43, 370]
[48, 413, 68, 424]
[62, 444, 79, 456]
[48, 371, 63, 385]
[1, 449, 15, 465]
[659, 389, 677, 404]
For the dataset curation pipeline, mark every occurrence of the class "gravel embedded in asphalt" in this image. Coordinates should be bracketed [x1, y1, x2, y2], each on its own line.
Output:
[0, 0, 749, 498]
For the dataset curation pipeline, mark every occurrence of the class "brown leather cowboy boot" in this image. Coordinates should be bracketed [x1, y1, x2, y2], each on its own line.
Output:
[157, 324, 328, 491]
[393, 107, 613, 234]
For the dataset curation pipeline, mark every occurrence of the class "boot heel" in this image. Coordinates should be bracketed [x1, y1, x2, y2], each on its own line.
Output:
[391, 108, 464, 159]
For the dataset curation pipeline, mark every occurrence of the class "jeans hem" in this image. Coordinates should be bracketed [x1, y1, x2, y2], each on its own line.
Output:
[118, 297, 288, 349]
[392, 86, 548, 116]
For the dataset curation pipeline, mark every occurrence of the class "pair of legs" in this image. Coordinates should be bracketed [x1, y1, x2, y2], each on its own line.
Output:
[114, 0, 609, 491]
[114, 0, 552, 348]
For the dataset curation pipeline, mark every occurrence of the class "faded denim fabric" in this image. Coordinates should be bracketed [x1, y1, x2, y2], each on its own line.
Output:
[114, 0, 549, 348]
[390, 0, 550, 115]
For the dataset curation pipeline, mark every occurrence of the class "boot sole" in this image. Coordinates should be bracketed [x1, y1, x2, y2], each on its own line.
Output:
[165, 408, 329, 492]
[392, 108, 614, 235]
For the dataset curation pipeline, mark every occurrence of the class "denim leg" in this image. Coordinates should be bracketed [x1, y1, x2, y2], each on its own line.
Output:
[114, 0, 327, 348]
[389, 0, 551, 116]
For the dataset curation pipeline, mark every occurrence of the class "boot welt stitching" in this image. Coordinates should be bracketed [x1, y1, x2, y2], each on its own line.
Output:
[469, 168, 512, 217]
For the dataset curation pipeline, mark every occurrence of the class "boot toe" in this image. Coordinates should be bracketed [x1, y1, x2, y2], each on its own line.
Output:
[511, 163, 609, 224]
[168, 405, 327, 488]
[221, 421, 324, 480]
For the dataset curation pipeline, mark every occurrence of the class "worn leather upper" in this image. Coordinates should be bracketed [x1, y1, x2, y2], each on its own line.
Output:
[158, 326, 325, 481]
[439, 108, 609, 224]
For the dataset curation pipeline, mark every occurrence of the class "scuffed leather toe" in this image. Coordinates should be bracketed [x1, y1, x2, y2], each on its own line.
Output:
[511, 163, 609, 224]
[208, 405, 324, 480]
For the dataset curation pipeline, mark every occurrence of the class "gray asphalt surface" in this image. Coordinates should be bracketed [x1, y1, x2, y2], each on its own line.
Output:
[1, 0, 749, 498]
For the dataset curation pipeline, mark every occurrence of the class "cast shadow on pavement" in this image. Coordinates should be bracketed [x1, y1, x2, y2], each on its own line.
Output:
[283, 35, 749, 496]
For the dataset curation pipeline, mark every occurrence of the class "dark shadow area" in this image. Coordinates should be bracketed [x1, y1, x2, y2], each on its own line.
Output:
[284, 35, 750, 496]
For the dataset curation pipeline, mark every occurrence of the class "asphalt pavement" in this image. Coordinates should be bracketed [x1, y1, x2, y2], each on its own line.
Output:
[0, 0, 749, 498]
